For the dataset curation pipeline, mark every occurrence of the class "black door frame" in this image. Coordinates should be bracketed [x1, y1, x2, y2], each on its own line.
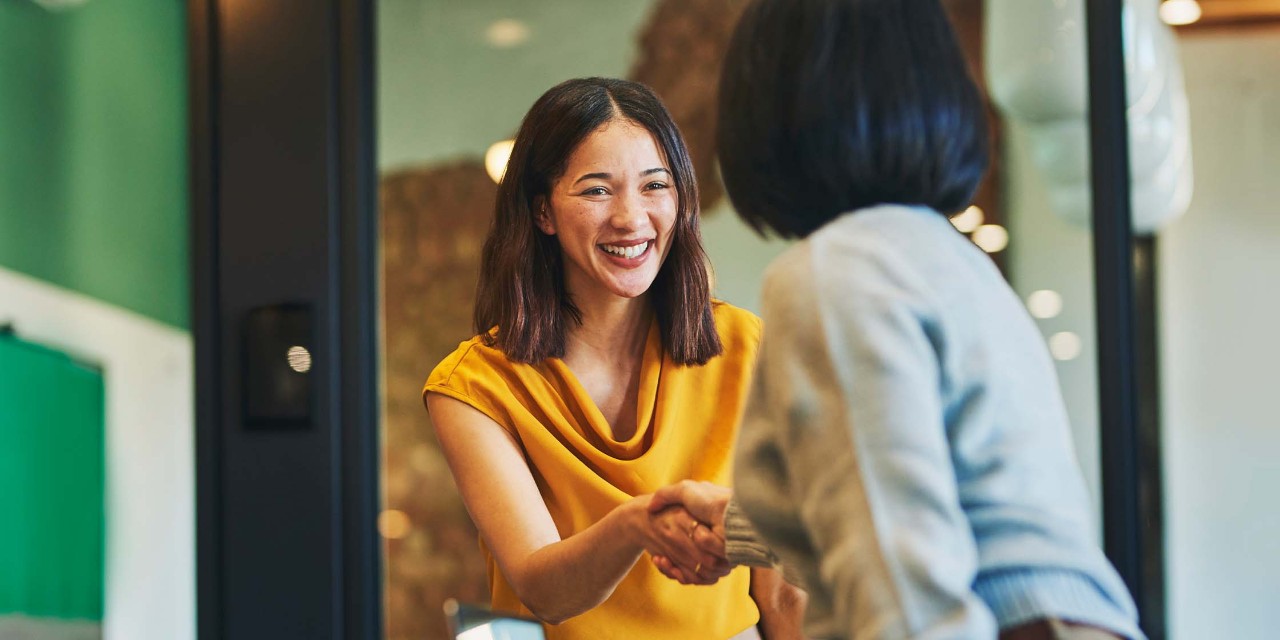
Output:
[1086, 1, 1166, 637]
[189, 0, 1163, 638]
[189, 0, 380, 638]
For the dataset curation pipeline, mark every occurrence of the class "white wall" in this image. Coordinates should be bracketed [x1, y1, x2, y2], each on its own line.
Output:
[1005, 26, 1280, 639]
[1160, 28, 1280, 640]
[0, 266, 194, 640]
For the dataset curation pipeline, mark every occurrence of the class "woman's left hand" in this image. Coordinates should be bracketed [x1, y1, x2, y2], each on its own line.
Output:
[647, 506, 732, 585]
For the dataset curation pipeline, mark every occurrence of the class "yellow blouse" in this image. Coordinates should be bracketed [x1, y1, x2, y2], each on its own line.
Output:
[423, 302, 763, 640]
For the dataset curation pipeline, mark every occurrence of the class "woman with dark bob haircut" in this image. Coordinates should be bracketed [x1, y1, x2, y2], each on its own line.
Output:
[423, 77, 803, 639]
[647, 1, 1146, 639]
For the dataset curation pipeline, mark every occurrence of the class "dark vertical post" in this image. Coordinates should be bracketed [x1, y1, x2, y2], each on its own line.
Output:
[1132, 236, 1167, 639]
[336, 0, 382, 638]
[188, 0, 221, 637]
[1085, 0, 1164, 636]
[190, 0, 381, 637]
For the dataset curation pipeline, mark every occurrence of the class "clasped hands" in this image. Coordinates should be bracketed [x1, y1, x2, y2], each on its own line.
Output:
[640, 480, 735, 586]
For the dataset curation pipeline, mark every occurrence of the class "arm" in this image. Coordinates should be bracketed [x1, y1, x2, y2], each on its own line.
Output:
[427, 393, 724, 623]
[751, 567, 809, 640]
[735, 246, 995, 638]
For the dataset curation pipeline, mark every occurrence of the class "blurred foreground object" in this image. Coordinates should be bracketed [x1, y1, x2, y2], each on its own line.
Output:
[987, 0, 1194, 233]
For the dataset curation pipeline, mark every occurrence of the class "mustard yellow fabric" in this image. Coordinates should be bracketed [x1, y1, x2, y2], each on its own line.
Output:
[423, 302, 762, 640]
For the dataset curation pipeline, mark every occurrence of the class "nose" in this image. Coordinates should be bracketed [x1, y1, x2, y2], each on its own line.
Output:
[609, 190, 650, 231]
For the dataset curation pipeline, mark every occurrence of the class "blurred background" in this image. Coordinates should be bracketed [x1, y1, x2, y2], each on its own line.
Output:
[0, 1, 191, 639]
[1, 0, 1278, 638]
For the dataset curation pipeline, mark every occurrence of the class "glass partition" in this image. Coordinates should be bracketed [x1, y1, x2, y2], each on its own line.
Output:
[376, 1, 1122, 638]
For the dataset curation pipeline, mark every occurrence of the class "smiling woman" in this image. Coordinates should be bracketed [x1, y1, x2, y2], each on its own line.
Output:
[473, 78, 717, 366]
[420, 77, 802, 640]
[535, 120, 677, 306]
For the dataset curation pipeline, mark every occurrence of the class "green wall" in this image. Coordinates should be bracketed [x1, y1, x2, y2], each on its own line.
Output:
[0, 333, 105, 621]
[0, 0, 188, 329]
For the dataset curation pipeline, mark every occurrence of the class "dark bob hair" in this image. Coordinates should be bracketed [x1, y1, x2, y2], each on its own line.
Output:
[474, 77, 723, 365]
[717, 0, 990, 239]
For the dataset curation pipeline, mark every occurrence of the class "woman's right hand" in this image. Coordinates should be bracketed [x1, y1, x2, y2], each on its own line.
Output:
[625, 495, 732, 586]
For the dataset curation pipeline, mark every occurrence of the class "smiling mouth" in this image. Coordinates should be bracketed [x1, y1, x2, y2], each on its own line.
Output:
[599, 240, 652, 260]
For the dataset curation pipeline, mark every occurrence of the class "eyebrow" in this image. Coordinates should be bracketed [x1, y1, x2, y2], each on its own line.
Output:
[572, 168, 670, 185]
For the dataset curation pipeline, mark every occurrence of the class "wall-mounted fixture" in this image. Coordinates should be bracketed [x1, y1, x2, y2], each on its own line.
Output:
[241, 303, 313, 429]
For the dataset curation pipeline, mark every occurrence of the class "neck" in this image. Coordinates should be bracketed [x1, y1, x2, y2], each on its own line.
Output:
[564, 289, 652, 365]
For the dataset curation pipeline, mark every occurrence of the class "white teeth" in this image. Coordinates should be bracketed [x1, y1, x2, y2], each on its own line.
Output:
[602, 241, 648, 259]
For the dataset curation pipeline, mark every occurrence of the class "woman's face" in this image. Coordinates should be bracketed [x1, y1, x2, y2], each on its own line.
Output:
[538, 118, 679, 303]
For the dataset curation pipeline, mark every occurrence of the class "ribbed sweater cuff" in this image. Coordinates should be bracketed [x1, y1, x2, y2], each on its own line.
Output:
[723, 500, 778, 568]
[974, 568, 1146, 640]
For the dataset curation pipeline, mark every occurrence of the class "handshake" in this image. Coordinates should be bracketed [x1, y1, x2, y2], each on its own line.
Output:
[641, 480, 737, 586]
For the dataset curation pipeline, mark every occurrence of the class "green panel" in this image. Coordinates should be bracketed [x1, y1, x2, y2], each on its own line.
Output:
[0, 334, 105, 621]
[0, 2, 72, 288]
[0, 0, 189, 329]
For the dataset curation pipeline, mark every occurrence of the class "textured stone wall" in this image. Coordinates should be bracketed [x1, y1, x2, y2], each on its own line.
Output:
[629, 0, 748, 213]
[381, 162, 496, 640]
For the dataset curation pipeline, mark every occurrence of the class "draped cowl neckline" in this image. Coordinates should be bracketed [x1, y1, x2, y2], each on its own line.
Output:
[534, 318, 663, 461]
[423, 302, 764, 640]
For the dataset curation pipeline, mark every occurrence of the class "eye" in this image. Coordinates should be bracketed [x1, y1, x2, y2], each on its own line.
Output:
[580, 186, 609, 196]
[644, 181, 670, 191]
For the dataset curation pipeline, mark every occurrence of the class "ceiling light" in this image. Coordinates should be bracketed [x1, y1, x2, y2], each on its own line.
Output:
[1048, 331, 1083, 361]
[485, 19, 531, 48]
[485, 139, 515, 184]
[951, 205, 985, 233]
[971, 224, 1009, 253]
[378, 509, 412, 540]
[1160, 0, 1202, 26]
[1026, 290, 1064, 319]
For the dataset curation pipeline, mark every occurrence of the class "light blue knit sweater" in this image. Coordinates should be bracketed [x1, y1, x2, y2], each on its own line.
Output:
[731, 205, 1144, 639]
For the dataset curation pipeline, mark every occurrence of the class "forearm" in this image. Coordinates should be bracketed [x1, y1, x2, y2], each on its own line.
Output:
[430, 395, 662, 624]
[751, 567, 809, 640]
[511, 499, 647, 624]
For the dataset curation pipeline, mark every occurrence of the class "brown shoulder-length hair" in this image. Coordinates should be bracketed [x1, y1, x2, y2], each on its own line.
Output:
[474, 77, 722, 365]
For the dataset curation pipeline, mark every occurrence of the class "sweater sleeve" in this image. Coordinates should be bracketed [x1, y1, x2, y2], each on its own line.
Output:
[723, 499, 779, 568]
[734, 242, 997, 639]
[724, 500, 815, 589]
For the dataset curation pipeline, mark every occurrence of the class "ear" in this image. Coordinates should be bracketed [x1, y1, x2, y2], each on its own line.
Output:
[534, 197, 556, 235]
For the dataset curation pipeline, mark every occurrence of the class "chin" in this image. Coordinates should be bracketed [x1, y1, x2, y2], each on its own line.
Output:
[609, 286, 653, 300]
[607, 276, 659, 299]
